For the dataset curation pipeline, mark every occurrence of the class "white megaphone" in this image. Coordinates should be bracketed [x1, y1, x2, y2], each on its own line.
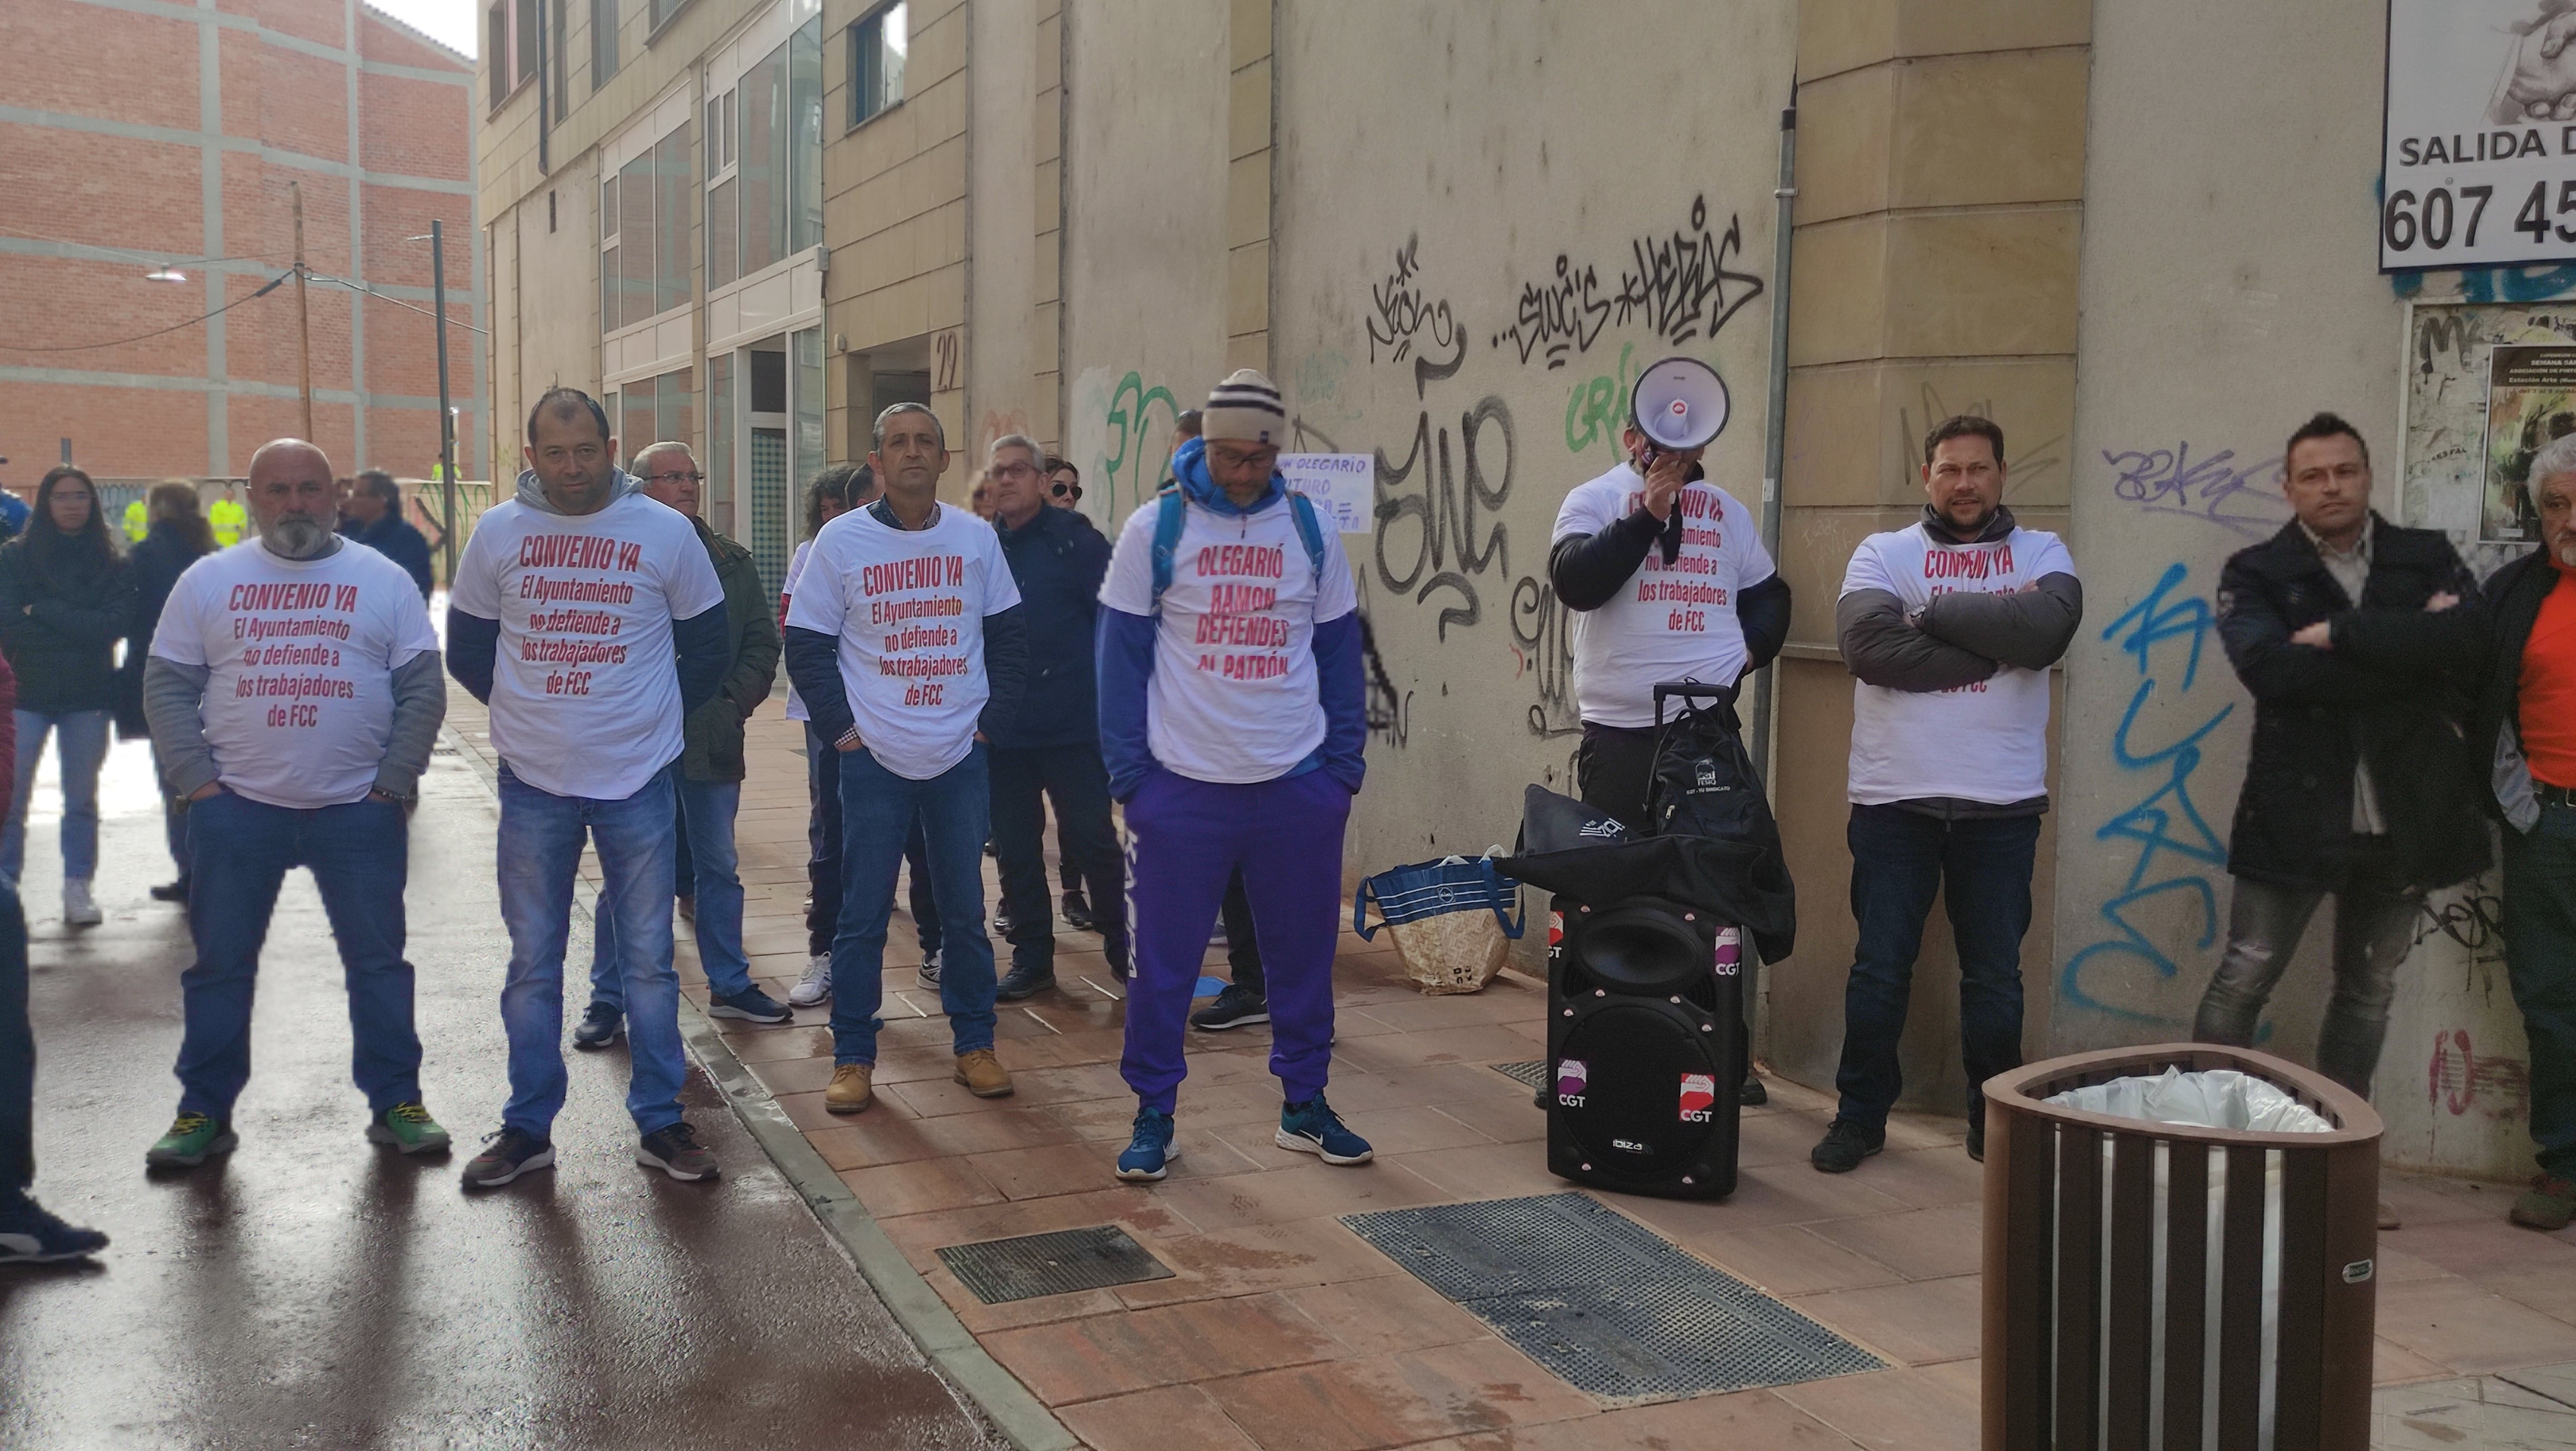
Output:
[1629, 356, 1730, 462]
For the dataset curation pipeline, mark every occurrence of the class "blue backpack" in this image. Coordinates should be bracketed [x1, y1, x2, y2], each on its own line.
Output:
[1147, 486, 1328, 611]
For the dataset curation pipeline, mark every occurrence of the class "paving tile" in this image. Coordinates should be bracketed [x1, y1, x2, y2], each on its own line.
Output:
[837, 1156, 1007, 1218]
[1792, 1274, 1984, 1366]
[968, 1131, 1264, 1200]
[719, 1022, 837, 1063]
[924, 1264, 1128, 1335]
[1840, 1145, 1987, 1211]
[1387, 1142, 1575, 1201]
[743, 1053, 842, 1095]
[874, 1185, 1205, 1273]
[2376, 1335, 2458, 1385]
[1111, 1219, 1409, 1309]
[2382, 1172, 2524, 1229]
[1804, 1204, 1984, 1282]
[1681, 1223, 1910, 1298]
[1277, 1273, 1499, 1358]
[2375, 1277, 2576, 1375]
[1055, 1384, 1263, 1451]
[2399, 1217, 2576, 1281]
[1151, 1160, 1456, 1232]
[1204, 1338, 1599, 1450]
[1612, 1163, 1909, 1236]
[1774, 1365, 1977, 1450]
[1406, 1389, 1865, 1449]
[1422, 1097, 1547, 1146]
[982, 1292, 1347, 1406]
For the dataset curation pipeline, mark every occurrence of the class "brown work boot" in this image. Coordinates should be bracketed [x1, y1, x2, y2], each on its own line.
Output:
[824, 1063, 875, 1115]
[953, 1049, 1014, 1098]
[2512, 1175, 2576, 1231]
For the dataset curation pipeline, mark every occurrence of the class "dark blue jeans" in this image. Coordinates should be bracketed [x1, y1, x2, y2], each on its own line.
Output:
[176, 792, 419, 1121]
[2505, 798, 2576, 1181]
[831, 743, 994, 1064]
[804, 724, 939, 959]
[1834, 804, 2041, 1132]
[0, 887, 30, 1199]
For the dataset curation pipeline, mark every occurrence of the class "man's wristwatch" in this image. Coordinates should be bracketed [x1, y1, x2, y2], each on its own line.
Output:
[369, 784, 416, 804]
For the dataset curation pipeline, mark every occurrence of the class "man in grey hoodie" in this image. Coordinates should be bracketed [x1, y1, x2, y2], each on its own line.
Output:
[445, 388, 732, 1190]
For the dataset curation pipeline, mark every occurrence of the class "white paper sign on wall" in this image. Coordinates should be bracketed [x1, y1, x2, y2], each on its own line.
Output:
[1280, 453, 1373, 534]
[2384, 0, 2576, 271]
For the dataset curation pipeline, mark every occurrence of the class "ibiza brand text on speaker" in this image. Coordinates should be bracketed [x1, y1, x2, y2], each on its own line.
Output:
[1546, 893, 1744, 1199]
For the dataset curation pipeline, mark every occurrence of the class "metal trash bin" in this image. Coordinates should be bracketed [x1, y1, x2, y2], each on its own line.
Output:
[1982, 1045, 2382, 1451]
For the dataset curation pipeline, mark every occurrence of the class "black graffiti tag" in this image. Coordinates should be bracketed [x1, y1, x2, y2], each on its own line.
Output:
[1373, 396, 1516, 641]
[1365, 234, 1466, 398]
[1492, 194, 1765, 368]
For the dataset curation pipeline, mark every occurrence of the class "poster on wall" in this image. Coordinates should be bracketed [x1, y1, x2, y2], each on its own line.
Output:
[2383, 1, 2576, 271]
[2482, 344, 2576, 541]
[1280, 454, 1373, 534]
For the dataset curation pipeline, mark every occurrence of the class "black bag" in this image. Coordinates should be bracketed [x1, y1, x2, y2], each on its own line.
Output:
[1647, 681, 1777, 851]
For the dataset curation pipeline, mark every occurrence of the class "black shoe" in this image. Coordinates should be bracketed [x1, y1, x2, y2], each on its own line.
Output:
[1190, 983, 1270, 1031]
[0, 1194, 109, 1263]
[995, 962, 1056, 1001]
[1966, 1116, 1985, 1163]
[148, 878, 190, 904]
[1739, 1075, 1768, 1107]
[1810, 1118, 1885, 1174]
[1062, 889, 1094, 932]
[571, 1001, 623, 1050]
[993, 908, 1016, 938]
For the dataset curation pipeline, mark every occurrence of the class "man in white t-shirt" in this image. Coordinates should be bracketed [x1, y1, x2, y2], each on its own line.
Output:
[445, 388, 733, 1191]
[138, 438, 449, 1170]
[1096, 369, 1371, 1183]
[784, 403, 1028, 1116]
[1814, 416, 2082, 1175]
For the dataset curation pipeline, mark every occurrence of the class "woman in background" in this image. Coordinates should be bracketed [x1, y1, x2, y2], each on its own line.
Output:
[123, 482, 217, 905]
[0, 468, 133, 924]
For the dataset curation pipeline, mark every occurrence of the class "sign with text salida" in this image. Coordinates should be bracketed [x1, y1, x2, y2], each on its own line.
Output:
[2384, 0, 2576, 271]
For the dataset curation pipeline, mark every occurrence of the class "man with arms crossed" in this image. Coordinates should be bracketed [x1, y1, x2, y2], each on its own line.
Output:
[785, 403, 1028, 1115]
[1817, 416, 2082, 1173]
[141, 439, 449, 1168]
[447, 389, 731, 1189]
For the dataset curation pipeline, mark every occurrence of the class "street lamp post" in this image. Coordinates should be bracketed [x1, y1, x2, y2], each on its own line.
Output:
[431, 219, 456, 586]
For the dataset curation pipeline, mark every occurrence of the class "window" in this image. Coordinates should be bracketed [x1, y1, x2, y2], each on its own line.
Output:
[591, 0, 618, 88]
[850, 2, 906, 128]
[618, 369, 694, 465]
[708, 17, 820, 289]
[550, 0, 567, 120]
[487, 0, 542, 106]
[648, 0, 686, 33]
[598, 118, 692, 332]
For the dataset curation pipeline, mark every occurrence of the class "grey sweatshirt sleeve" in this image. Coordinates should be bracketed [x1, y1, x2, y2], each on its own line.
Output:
[374, 650, 448, 798]
[1836, 588, 1999, 693]
[1917, 572, 2084, 672]
[142, 656, 219, 798]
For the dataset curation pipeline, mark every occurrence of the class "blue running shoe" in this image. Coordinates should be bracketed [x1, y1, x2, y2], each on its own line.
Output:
[1115, 1107, 1179, 1182]
[0, 1194, 108, 1263]
[1277, 1095, 1372, 1165]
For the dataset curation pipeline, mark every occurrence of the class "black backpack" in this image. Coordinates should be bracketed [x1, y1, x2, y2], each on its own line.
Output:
[1647, 681, 1778, 850]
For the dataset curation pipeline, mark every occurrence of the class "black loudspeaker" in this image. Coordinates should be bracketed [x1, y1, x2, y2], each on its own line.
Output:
[1545, 894, 1743, 1199]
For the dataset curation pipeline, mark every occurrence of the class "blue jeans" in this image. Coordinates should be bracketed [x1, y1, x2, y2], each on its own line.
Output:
[832, 743, 995, 1064]
[804, 725, 940, 959]
[496, 762, 685, 1138]
[175, 792, 419, 1119]
[0, 709, 108, 885]
[1834, 804, 2041, 1132]
[588, 776, 750, 1008]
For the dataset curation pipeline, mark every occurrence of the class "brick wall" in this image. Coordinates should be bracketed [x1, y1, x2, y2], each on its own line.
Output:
[0, 0, 481, 485]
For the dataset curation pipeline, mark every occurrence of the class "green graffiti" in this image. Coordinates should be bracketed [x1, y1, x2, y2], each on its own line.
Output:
[1101, 371, 1181, 517]
[1563, 342, 1638, 461]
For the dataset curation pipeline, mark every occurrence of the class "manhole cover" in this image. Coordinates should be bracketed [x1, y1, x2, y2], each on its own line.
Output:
[935, 1224, 1174, 1304]
[1343, 1193, 1879, 1403]
[1491, 1060, 1548, 1091]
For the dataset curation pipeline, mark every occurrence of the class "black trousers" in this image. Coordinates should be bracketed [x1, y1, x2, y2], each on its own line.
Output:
[991, 743, 1128, 974]
[0, 888, 33, 1199]
[1221, 869, 1265, 994]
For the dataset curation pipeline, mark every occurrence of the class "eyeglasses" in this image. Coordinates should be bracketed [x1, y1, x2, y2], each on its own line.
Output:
[991, 462, 1038, 480]
[643, 470, 706, 485]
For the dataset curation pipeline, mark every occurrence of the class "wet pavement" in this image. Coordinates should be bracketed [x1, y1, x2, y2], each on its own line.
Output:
[0, 736, 1000, 1450]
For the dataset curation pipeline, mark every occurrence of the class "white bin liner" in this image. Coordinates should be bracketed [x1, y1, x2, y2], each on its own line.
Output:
[2037, 1068, 2333, 1451]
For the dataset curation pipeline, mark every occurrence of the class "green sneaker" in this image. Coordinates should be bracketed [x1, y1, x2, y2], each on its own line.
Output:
[2512, 1175, 2576, 1231]
[366, 1102, 452, 1156]
[145, 1112, 237, 1168]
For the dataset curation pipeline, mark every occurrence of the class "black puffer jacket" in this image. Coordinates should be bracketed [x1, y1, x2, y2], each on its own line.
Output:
[2214, 514, 2489, 893]
[0, 537, 134, 717]
[986, 503, 1109, 751]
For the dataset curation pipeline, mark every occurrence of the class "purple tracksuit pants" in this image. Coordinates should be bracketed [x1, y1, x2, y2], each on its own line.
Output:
[1121, 767, 1352, 1114]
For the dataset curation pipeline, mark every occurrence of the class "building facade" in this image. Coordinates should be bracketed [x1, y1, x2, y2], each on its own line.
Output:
[481, 0, 2553, 1179]
[0, 0, 486, 486]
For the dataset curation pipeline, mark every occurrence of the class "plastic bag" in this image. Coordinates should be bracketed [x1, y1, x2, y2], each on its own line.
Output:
[2043, 1067, 2334, 1134]
[1353, 850, 1524, 996]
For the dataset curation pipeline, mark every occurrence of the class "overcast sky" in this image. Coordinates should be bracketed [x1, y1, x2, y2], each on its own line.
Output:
[371, 0, 477, 56]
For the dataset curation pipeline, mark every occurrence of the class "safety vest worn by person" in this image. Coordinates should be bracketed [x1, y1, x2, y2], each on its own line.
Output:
[121, 498, 147, 543]
[208, 497, 247, 547]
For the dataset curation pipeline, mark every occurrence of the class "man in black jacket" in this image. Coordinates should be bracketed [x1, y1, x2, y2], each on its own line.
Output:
[2477, 432, 2576, 1231]
[981, 435, 1125, 1000]
[2194, 416, 2486, 1158]
[340, 470, 435, 602]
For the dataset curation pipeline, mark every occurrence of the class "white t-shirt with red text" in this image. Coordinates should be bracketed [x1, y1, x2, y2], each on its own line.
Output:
[1840, 522, 2076, 806]
[149, 540, 441, 809]
[1097, 494, 1359, 784]
[1552, 464, 1777, 729]
[784, 504, 1021, 781]
[450, 492, 725, 801]
[782, 539, 814, 723]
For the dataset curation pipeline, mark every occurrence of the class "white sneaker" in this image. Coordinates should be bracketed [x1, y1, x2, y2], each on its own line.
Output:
[918, 949, 943, 988]
[788, 953, 832, 1007]
[62, 879, 100, 927]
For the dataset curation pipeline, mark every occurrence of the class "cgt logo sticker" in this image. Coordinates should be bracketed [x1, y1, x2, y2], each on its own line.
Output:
[1547, 910, 1564, 947]
[1679, 1072, 1716, 1123]
[1556, 1059, 1588, 1109]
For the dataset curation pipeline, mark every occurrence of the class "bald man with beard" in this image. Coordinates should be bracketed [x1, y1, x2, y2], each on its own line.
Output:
[139, 439, 450, 1170]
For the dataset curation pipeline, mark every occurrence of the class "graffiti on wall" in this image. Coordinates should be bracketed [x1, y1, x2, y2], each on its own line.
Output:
[1563, 343, 1642, 464]
[1373, 396, 1518, 641]
[1491, 195, 1765, 369]
[2061, 563, 2237, 1028]
[2104, 441, 2291, 540]
[1097, 371, 1182, 520]
[1365, 235, 1466, 398]
[1509, 573, 1579, 738]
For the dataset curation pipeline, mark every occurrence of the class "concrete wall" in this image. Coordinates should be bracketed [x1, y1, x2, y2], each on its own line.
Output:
[965, 0, 1038, 464]
[1266, 0, 1794, 916]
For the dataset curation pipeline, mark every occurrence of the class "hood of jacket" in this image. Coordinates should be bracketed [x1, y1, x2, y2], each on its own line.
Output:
[514, 466, 646, 515]
[1919, 501, 2018, 545]
[1173, 437, 1285, 518]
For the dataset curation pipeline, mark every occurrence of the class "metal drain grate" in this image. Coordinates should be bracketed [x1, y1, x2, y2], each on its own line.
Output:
[935, 1224, 1174, 1304]
[1343, 1193, 1880, 1403]
[1491, 1060, 1548, 1091]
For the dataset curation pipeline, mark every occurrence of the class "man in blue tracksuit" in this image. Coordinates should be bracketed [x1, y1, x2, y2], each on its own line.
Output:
[1096, 369, 1370, 1180]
